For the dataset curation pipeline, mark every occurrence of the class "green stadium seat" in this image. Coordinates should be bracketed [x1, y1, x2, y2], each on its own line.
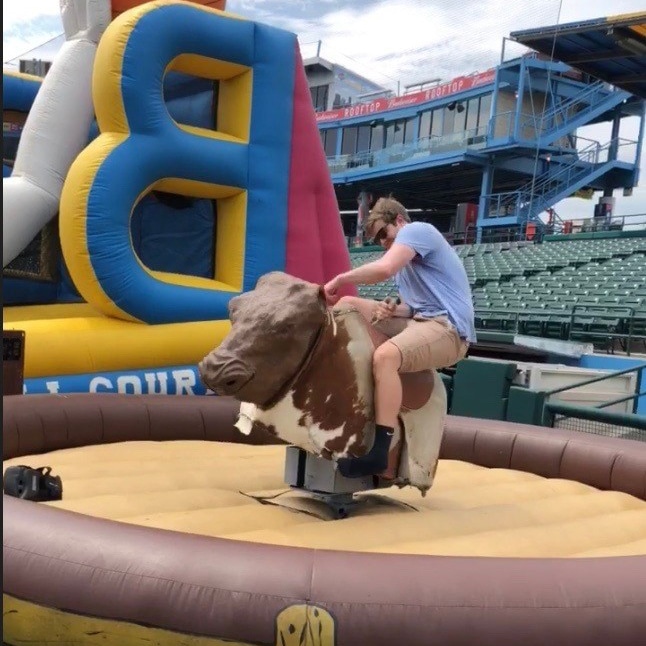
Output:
[628, 308, 646, 337]
[545, 314, 572, 339]
[518, 313, 549, 336]
[610, 289, 633, 299]
[499, 283, 517, 293]
[578, 296, 600, 305]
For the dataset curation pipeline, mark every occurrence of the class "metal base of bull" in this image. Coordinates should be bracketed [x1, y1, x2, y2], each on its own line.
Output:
[284, 446, 381, 519]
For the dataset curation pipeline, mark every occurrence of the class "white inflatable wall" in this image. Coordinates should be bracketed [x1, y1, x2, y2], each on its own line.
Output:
[3, 0, 111, 267]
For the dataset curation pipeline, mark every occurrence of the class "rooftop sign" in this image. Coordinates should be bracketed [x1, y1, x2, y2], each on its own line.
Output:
[316, 69, 495, 123]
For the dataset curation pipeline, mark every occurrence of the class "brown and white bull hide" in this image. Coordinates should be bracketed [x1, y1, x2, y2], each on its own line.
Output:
[234, 309, 446, 497]
[393, 368, 446, 495]
[234, 308, 375, 457]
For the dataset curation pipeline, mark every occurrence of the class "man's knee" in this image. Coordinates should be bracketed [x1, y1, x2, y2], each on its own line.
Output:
[333, 296, 376, 322]
[334, 296, 374, 311]
[334, 295, 361, 310]
[373, 341, 402, 374]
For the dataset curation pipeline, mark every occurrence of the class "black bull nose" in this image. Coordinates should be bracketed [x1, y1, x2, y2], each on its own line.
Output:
[198, 354, 254, 396]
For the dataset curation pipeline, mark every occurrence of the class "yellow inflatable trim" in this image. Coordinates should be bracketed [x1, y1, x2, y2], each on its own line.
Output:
[3, 303, 103, 322]
[3, 304, 229, 379]
[3, 595, 255, 646]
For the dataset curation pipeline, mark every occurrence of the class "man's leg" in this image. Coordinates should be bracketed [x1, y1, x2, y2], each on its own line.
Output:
[333, 295, 379, 324]
[395, 318, 468, 375]
[372, 342, 403, 429]
[378, 318, 468, 479]
[334, 295, 406, 431]
[371, 341, 405, 478]
[338, 317, 467, 479]
[336, 337, 410, 478]
[336, 338, 402, 479]
[332, 293, 407, 478]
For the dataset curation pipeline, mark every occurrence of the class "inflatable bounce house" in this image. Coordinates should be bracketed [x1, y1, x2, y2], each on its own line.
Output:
[3, 0, 354, 395]
[4, 2, 645, 645]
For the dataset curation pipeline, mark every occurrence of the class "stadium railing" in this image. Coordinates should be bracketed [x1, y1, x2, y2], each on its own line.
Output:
[542, 363, 646, 442]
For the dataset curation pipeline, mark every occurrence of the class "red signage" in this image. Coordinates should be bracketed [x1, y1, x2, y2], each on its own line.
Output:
[315, 69, 495, 123]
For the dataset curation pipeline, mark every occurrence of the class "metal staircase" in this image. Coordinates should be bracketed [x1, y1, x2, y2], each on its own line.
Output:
[483, 75, 637, 229]
[486, 138, 625, 227]
[518, 80, 631, 146]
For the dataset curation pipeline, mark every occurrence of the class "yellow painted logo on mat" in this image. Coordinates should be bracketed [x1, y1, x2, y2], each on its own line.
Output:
[275, 604, 336, 646]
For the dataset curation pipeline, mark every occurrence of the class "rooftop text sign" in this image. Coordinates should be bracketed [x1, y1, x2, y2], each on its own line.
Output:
[316, 70, 495, 123]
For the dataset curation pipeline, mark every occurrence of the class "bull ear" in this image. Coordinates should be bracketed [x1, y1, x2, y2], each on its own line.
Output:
[227, 293, 243, 319]
[317, 285, 328, 307]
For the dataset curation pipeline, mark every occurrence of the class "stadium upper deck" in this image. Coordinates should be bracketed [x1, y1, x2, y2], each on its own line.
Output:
[307, 12, 646, 242]
[510, 11, 646, 99]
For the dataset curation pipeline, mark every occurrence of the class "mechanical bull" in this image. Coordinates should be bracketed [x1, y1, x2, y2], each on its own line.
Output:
[198, 272, 446, 496]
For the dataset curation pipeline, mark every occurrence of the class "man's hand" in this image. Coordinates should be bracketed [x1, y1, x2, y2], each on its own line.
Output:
[372, 297, 399, 323]
[323, 276, 342, 305]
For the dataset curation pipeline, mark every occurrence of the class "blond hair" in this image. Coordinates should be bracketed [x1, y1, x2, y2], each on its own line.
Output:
[363, 196, 411, 235]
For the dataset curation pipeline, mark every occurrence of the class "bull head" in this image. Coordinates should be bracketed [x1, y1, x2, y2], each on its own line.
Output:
[198, 272, 328, 406]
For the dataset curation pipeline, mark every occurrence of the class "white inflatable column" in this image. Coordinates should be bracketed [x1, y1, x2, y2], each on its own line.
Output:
[2, 0, 111, 267]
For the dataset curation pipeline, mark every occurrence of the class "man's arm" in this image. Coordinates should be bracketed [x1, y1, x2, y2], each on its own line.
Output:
[335, 243, 416, 286]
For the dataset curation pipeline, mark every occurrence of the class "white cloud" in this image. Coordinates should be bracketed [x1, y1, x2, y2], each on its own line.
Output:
[3, 0, 645, 220]
[3, 0, 61, 67]
[293, 0, 566, 93]
[2, 0, 60, 30]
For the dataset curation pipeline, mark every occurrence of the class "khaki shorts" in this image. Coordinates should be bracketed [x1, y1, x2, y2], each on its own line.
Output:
[374, 315, 469, 373]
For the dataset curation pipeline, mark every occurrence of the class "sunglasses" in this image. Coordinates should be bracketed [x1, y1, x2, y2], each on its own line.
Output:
[372, 225, 388, 245]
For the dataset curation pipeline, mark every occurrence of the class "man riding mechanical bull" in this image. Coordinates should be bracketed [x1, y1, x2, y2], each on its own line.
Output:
[199, 197, 476, 492]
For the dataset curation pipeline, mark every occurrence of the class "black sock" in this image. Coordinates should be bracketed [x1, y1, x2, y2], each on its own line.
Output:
[337, 425, 393, 478]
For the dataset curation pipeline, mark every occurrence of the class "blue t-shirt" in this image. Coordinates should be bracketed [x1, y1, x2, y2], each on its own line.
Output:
[393, 222, 477, 343]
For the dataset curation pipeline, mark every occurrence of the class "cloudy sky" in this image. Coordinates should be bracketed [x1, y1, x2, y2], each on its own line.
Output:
[3, 0, 645, 223]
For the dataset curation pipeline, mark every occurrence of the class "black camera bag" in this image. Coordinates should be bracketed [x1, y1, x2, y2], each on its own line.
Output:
[3, 465, 63, 502]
